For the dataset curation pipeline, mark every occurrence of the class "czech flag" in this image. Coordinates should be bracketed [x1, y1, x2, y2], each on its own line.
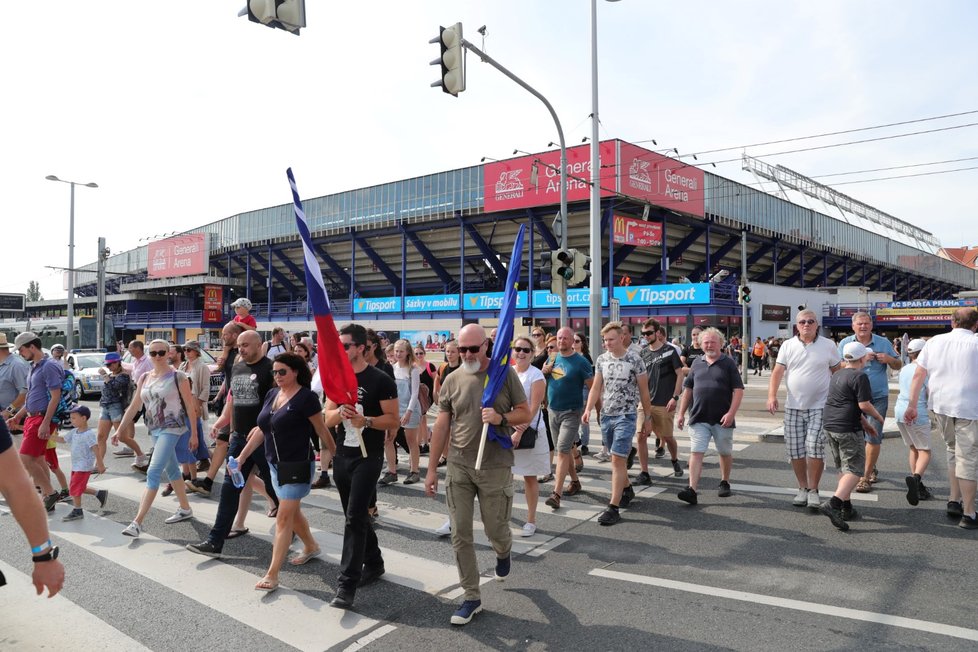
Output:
[287, 168, 358, 407]
[480, 224, 526, 450]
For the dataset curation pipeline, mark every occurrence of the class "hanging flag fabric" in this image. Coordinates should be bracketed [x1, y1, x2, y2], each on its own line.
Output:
[287, 168, 358, 408]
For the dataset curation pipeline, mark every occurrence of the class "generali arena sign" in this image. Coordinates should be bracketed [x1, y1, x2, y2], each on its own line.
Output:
[482, 139, 704, 218]
[147, 233, 210, 278]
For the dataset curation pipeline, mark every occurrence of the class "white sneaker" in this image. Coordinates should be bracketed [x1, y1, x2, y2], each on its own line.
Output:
[164, 508, 193, 524]
[593, 451, 611, 462]
[122, 521, 141, 538]
[521, 522, 537, 538]
[435, 520, 451, 537]
[792, 488, 808, 507]
[807, 489, 821, 509]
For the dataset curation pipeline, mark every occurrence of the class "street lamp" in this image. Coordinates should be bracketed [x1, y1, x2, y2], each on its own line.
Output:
[590, 0, 620, 352]
[45, 175, 99, 351]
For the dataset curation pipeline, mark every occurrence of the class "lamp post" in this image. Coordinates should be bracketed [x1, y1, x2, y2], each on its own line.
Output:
[45, 175, 99, 351]
[589, 0, 620, 353]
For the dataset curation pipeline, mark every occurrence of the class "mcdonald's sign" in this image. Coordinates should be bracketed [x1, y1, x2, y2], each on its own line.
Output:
[612, 214, 662, 248]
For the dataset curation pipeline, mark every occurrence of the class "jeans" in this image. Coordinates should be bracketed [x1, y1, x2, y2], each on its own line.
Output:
[145, 430, 183, 491]
[207, 432, 279, 549]
[333, 450, 384, 591]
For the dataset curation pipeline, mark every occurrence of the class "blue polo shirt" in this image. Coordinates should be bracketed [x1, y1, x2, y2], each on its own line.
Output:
[837, 333, 896, 399]
[26, 356, 64, 414]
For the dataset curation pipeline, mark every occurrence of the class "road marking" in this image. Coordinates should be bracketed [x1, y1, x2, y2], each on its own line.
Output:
[589, 568, 978, 641]
[0, 560, 151, 651]
[730, 482, 879, 502]
[341, 624, 398, 652]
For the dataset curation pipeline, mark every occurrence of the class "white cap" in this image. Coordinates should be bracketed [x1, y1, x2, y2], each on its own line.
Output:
[908, 339, 926, 353]
[842, 341, 869, 361]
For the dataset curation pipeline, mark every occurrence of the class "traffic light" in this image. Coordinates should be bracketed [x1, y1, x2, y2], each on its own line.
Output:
[738, 285, 752, 304]
[540, 251, 565, 295]
[571, 250, 591, 285]
[244, 0, 306, 35]
[430, 23, 465, 96]
[743, 285, 751, 303]
[554, 249, 575, 282]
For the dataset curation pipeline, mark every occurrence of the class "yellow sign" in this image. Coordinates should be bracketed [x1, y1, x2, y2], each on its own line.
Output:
[876, 307, 959, 316]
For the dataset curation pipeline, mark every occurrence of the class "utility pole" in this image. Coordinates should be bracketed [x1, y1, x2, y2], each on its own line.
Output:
[97, 237, 108, 349]
[741, 230, 749, 384]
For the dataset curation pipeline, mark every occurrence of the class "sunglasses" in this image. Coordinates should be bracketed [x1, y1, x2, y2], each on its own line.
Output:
[458, 341, 485, 354]
[342, 342, 355, 349]
[415, 351, 425, 356]
[641, 330, 656, 336]
[148, 350, 168, 358]
[272, 368, 290, 377]
[547, 345, 556, 350]
[513, 346, 532, 353]
[532, 332, 544, 337]
[797, 319, 817, 325]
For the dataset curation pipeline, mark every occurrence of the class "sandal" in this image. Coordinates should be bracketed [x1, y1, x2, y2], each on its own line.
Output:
[255, 577, 279, 592]
[572, 448, 584, 473]
[855, 478, 872, 493]
[266, 506, 278, 518]
[289, 548, 322, 566]
[545, 491, 561, 509]
[564, 480, 583, 496]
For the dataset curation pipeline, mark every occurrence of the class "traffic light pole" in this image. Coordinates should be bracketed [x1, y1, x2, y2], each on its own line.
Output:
[459, 39, 569, 326]
[741, 230, 749, 384]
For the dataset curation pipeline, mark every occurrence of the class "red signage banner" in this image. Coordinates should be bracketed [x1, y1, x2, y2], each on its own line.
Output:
[612, 214, 662, 248]
[618, 142, 705, 218]
[148, 233, 210, 278]
[203, 285, 222, 311]
[482, 141, 616, 212]
[202, 309, 223, 324]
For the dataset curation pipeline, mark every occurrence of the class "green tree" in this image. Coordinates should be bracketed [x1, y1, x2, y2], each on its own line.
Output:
[26, 280, 43, 302]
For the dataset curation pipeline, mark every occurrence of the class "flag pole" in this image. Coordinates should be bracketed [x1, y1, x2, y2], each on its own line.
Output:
[475, 423, 490, 470]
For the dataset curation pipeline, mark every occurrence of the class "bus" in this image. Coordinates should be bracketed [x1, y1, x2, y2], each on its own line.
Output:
[0, 315, 116, 350]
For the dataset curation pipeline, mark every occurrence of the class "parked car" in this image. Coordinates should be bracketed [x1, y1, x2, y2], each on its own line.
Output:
[121, 348, 224, 399]
[64, 351, 107, 399]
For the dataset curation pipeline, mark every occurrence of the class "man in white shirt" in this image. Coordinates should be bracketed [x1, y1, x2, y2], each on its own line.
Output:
[767, 310, 842, 509]
[903, 307, 978, 529]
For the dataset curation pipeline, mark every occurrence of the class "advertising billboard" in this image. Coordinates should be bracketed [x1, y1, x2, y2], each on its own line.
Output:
[617, 142, 705, 218]
[147, 233, 210, 278]
[612, 214, 663, 248]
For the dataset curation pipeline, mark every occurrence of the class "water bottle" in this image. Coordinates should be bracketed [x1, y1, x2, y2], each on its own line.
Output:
[227, 456, 245, 489]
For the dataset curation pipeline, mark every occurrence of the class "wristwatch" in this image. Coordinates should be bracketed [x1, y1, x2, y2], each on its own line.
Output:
[672, 395, 680, 401]
[498, 414, 508, 428]
[32, 546, 59, 563]
[364, 416, 374, 429]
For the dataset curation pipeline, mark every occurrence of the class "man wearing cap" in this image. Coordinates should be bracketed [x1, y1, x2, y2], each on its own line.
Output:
[893, 339, 933, 505]
[819, 341, 885, 531]
[904, 307, 978, 529]
[0, 333, 29, 424]
[49, 344, 69, 371]
[5, 332, 64, 512]
[837, 311, 901, 493]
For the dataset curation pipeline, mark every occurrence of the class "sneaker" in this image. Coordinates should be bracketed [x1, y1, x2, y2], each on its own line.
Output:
[947, 501, 964, 518]
[62, 508, 84, 522]
[330, 588, 355, 609]
[311, 474, 332, 489]
[403, 471, 421, 485]
[358, 564, 386, 587]
[654, 446, 665, 459]
[626, 447, 637, 470]
[113, 446, 135, 458]
[190, 478, 213, 496]
[161, 484, 174, 497]
[593, 451, 611, 462]
[419, 444, 430, 456]
[905, 475, 920, 506]
[635, 471, 653, 486]
[132, 461, 149, 474]
[95, 489, 108, 509]
[186, 540, 221, 558]
[619, 484, 635, 508]
[792, 488, 808, 507]
[122, 521, 141, 538]
[819, 500, 850, 531]
[521, 522, 537, 538]
[597, 506, 621, 526]
[672, 460, 683, 478]
[164, 507, 193, 524]
[58, 488, 71, 503]
[43, 492, 60, 512]
[841, 504, 859, 521]
[959, 514, 978, 530]
[855, 478, 872, 493]
[917, 482, 933, 501]
[807, 489, 821, 510]
[377, 471, 398, 486]
[494, 554, 511, 580]
[580, 445, 589, 456]
[678, 486, 698, 505]
[717, 480, 732, 498]
[451, 599, 483, 625]
[435, 520, 451, 537]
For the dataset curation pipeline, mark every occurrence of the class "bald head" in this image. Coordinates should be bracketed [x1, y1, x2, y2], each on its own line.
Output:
[458, 324, 488, 371]
[222, 321, 244, 346]
[556, 327, 575, 354]
[237, 330, 264, 363]
[952, 307, 978, 331]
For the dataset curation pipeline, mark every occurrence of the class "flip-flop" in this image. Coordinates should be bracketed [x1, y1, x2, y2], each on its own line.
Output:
[289, 548, 323, 566]
[255, 577, 278, 592]
[226, 528, 249, 539]
[266, 507, 278, 518]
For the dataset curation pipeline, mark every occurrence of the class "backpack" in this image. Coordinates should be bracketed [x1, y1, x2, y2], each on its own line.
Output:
[49, 366, 78, 427]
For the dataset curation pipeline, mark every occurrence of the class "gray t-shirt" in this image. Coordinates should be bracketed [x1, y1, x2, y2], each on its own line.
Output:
[594, 350, 646, 416]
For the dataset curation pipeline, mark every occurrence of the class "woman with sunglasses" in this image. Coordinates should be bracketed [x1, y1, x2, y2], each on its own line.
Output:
[236, 352, 334, 592]
[95, 351, 131, 469]
[530, 328, 548, 359]
[511, 335, 548, 536]
[120, 340, 199, 537]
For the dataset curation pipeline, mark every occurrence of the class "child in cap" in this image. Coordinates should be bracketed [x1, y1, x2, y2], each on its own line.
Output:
[218, 297, 257, 366]
[53, 405, 108, 521]
[818, 341, 886, 531]
[894, 338, 933, 505]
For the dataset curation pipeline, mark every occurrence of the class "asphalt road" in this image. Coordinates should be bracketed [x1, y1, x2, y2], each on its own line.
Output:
[2, 389, 975, 651]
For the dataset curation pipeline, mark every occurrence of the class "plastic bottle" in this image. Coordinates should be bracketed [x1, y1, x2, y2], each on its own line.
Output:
[227, 456, 245, 489]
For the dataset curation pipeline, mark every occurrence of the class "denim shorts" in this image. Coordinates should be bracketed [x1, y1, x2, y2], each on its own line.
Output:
[99, 403, 125, 422]
[864, 396, 888, 445]
[269, 461, 315, 501]
[688, 422, 734, 456]
[600, 413, 637, 458]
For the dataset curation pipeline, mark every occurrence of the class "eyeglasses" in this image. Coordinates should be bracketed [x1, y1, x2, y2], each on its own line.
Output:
[797, 319, 817, 325]
[148, 350, 168, 358]
[546, 345, 556, 351]
[532, 332, 544, 337]
[272, 368, 289, 377]
[341, 342, 355, 349]
[458, 341, 485, 354]
[415, 351, 425, 356]
[641, 330, 656, 337]
[513, 346, 532, 353]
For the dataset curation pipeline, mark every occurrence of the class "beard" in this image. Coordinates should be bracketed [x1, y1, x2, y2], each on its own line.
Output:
[461, 360, 481, 374]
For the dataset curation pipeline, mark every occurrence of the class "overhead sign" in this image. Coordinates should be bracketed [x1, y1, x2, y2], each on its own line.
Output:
[877, 298, 976, 309]
[761, 304, 791, 321]
[612, 214, 662, 248]
[148, 233, 210, 278]
[0, 293, 26, 312]
[618, 142, 705, 218]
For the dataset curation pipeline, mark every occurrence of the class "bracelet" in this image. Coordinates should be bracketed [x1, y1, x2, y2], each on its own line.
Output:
[31, 540, 51, 554]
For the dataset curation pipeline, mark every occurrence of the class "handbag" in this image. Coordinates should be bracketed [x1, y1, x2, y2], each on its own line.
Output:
[515, 426, 538, 450]
[269, 393, 313, 485]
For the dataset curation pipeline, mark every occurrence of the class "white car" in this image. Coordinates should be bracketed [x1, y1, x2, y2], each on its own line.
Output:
[65, 351, 108, 399]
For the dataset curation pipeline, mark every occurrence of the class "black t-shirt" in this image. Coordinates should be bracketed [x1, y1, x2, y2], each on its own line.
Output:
[438, 362, 461, 383]
[683, 346, 704, 368]
[257, 386, 321, 464]
[683, 355, 744, 426]
[228, 356, 274, 435]
[374, 360, 394, 379]
[642, 344, 682, 406]
[334, 365, 398, 457]
[531, 351, 550, 370]
[221, 347, 238, 384]
[419, 362, 435, 395]
[0, 418, 11, 455]
[823, 367, 872, 433]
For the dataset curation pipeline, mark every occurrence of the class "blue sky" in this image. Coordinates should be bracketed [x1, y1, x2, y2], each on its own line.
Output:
[3, 0, 976, 300]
